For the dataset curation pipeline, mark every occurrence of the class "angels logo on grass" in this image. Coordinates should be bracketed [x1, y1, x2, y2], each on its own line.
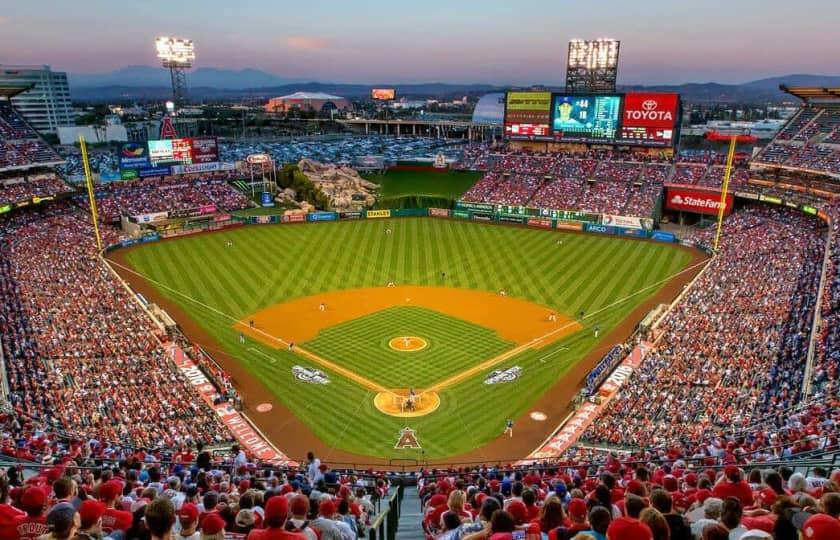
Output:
[394, 427, 421, 449]
[292, 366, 330, 385]
[484, 366, 522, 385]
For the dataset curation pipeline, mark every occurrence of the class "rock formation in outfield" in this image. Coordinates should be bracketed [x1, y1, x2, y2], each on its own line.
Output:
[297, 158, 378, 210]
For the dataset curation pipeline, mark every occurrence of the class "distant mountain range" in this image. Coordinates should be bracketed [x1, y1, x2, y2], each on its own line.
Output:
[68, 66, 840, 103]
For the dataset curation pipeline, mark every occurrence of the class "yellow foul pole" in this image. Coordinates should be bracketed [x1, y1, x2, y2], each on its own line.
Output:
[79, 135, 103, 251]
[712, 135, 738, 252]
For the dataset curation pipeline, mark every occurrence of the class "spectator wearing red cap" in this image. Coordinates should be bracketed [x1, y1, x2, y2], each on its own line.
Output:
[176, 502, 201, 540]
[200, 512, 227, 540]
[606, 516, 653, 540]
[317, 498, 353, 540]
[99, 480, 132, 534]
[77, 499, 107, 540]
[286, 495, 318, 540]
[247, 495, 306, 540]
[799, 513, 840, 539]
[713, 467, 754, 507]
[562, 498, 589, 537]
[12, 486, 49, 540]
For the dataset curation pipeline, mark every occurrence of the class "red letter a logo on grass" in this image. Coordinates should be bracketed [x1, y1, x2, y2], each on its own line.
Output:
[394, 427, 421, 449]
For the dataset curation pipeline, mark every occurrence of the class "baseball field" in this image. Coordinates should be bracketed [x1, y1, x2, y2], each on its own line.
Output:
[112, 218, 700, 462]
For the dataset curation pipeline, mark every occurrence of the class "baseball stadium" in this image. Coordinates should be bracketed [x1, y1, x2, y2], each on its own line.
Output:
[1, 9, 840, 540]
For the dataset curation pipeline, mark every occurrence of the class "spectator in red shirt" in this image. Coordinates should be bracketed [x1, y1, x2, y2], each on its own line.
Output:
[99, 480, 132, 534]
[712, 466, 754, 507]
[12, 486, 49, 540]
[246, 495, 306, 540]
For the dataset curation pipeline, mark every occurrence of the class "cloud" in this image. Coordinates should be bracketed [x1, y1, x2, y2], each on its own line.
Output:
[285, 36, 331, 52]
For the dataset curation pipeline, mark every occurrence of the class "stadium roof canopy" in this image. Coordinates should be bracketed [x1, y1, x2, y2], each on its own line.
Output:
[0, 83, 33, 99]
[780, 85, 840, 102]
[277, 91, 345, 100]
[472, 93, 505, 125]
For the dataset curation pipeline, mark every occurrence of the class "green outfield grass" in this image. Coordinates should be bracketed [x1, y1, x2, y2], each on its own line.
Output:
[305, 306, 513, 388]
[122, 218, 693, 459]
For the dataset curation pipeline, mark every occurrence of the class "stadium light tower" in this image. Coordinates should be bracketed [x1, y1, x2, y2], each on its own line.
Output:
[155, 36, 195, 107]
[565, 39, 620, 93]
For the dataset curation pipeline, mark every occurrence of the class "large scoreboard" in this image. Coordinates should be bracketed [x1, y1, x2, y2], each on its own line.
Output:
[504, 91, 680, 147]
[119, 137, 220, 179]
[551, 94, 621, 141]
[503, 92, 552, 138]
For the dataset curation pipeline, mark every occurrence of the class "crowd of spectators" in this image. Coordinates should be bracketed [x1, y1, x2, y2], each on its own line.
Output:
[0, 449, 386, 540]
[0, 103, 62, 169]
[753, 106, 840, 176]
[0, 203, 233, 452]
[582, 206, 827, 450]
[0, 174, 73, 205]
[418, 461, 840, 540]
[78, 174, 251, 221]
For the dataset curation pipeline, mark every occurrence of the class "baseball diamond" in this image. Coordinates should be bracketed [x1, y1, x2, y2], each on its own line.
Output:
[113, 217, 699, 460]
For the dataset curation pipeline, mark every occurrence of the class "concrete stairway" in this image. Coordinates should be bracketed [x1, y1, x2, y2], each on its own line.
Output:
[395, 487, 425, 540]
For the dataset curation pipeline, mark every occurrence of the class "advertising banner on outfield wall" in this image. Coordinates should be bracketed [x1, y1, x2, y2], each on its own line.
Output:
[602, 214, 653, 230]
[651, 231, 677, 243]
[307, 211, 337, 222]
[499, 215, 526, 224]
[665, 186, 733, 216]
[584, 223, 615, 235]
[339, 211, 362, 220]
[555, 221, 584, 231]
[527, 217, 553, 229]
[619, 227, 647, 238]
[366, 209, 391, 219]
[282, 213, 306, 223]
[429, 208, 450, 218]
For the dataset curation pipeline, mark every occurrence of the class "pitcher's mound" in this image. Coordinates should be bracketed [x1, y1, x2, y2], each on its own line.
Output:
[374, 388, 440, 417]
[388, 336, 428, 352]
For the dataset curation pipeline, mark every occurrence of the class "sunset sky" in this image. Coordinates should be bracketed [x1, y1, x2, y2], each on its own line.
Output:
[1, 0, 838, 84]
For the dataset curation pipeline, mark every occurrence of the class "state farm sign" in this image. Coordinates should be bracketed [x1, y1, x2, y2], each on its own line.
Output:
[623, 93, 679, 128]
[665, 186, 733, 216]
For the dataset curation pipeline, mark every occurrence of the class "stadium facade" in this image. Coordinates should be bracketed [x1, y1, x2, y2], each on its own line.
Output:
[0, 65, 74, 134]
[265, 91, 352, 114]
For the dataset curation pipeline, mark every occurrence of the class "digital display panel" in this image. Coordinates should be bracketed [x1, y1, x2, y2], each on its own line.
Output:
[619, 92, 679, 146]
[147, 137, 219, 166]
[504, 91, 552, 139]
[551, 95, 621, 141]
[148, 140, 174, 163]
[371, 88, 396, 100]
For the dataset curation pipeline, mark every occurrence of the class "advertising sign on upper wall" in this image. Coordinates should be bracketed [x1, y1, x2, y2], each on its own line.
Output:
[665, 186, 733, 216]
[619, 93, 680, 146]
[504, 91, 552, 139]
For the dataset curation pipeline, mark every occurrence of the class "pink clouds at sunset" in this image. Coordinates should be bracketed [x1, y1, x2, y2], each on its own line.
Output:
[285, 36, 331, 52]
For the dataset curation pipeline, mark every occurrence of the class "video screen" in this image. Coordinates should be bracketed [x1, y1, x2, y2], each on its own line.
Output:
[551, 95, 621, 140]
[372, 88, 396, 100]
[504, 91, 552, 139]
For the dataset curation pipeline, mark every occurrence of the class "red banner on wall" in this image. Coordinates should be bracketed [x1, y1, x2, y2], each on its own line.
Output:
[168, 344, 294, 465]
[665, 186, 734, 216]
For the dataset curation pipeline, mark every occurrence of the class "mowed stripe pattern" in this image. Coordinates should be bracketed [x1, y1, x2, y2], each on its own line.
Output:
[304, 306, 513, 388]
[123, 218, 692, 458]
